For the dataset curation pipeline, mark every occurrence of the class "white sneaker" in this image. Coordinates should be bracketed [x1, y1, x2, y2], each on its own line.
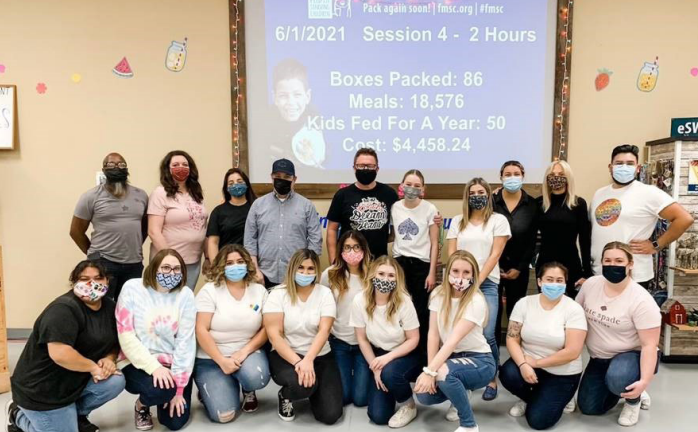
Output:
[618, 402, 641, 427]
[446, 404, 459, 422]
[563, 398, 576, 413]
[388, 403, 417, 428]
[509, 400, 527, 417]
[640, 391, 651, 410]
[455, 426, 479, 432]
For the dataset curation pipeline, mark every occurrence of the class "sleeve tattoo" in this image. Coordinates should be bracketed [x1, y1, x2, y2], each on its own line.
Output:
[506, 321, 522, 339]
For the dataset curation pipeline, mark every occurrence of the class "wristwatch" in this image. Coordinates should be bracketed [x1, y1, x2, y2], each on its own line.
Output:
[651, 240, 661, 251]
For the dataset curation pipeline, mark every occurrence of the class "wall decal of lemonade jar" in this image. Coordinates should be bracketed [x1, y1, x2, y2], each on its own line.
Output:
[637, 57, 659, 92]
[166, 38, 188, 72]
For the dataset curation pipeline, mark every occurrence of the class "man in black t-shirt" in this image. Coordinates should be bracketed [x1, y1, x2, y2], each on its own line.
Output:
[327, 148, 399, 262]
[8, 261, 124, 432]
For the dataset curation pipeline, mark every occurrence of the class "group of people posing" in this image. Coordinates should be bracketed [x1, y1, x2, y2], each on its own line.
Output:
[8, 145, 694, 432]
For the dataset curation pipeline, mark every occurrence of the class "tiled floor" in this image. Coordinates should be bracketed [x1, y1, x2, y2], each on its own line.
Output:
[1, 341, 696, 431]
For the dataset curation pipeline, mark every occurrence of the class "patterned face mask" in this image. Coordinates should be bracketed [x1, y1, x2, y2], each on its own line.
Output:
[73, 280, 109, 302]
[448, 275, 473, 292]
[468, 195, 488, 210]
[341, 250, 364, 266]
[372, 277, 397, 294]
[156, 273, 183, 290]
[546, 174, 568, 190]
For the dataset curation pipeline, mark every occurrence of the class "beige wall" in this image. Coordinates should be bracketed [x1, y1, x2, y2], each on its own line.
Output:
[1, 0, 697, 327]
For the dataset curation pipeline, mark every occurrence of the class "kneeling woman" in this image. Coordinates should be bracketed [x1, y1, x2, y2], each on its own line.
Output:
[414, 251, 496, 432]
[117, 249, 197, 431]
[8, 260, 124, 432]
[194, 244, 270, 423]
[499, 262, 587, 430]
[263, 249, 343, 425]
[350, 256, 421, 428]
[576, 242, 661, 427]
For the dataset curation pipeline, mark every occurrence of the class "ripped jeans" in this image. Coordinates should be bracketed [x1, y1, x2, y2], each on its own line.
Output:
[416, 352, 496, 428]
[193, 351, 271, 423]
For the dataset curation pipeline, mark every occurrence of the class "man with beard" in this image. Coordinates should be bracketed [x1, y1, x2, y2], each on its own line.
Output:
[244, 158, 322, 289]
[70, 152, 148, 300]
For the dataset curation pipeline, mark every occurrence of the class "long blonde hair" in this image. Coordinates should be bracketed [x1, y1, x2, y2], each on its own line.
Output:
[282, 249, 321, 305]
[459, 178, 494, 232]
[431, 251, 485, 328]
[362, 256, 409, 324]
[542, 160, 579, 212]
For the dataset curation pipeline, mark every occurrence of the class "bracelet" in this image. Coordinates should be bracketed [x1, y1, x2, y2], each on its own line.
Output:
[422, 367, 438, 377]
[517, 362, 528, 368]
[293, 359, 302, 366]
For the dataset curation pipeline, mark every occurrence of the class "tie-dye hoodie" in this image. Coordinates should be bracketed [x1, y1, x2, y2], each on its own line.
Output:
[116, 278, 196, 396]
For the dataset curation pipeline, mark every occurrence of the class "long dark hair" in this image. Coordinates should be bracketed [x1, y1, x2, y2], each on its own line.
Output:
[222, 168, 256, 203]
[159, 150, 204, 203]
[328, 230, 371, 299]
[69, 260, 108, 285]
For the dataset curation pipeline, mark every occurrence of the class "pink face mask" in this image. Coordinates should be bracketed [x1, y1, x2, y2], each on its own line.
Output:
[342, 249, 364, 266]
[448, 275, 473, 292]
[73, 280, 109, 302]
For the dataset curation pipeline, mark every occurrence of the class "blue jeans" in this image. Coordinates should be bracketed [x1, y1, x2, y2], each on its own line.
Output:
[480, 279, 500, 370]
[329, 336, 371, 407]
[499, 358, 580, 430]
[578, 351, 659, 415]
[416, 352, 496, 428]
[367, 349, 422, 425]
[16, 374, 125, 432]
[122, 365, 194, 431]
[193, 351, 271, 422]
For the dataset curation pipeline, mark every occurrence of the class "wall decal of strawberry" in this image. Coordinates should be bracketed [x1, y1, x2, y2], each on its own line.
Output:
[595, 68, 612, 91]
[112, 57, 134, 78]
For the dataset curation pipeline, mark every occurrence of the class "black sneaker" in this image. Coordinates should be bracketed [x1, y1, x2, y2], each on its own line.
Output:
[77, 415, 99, 432]
[5, 400, 21, 432]
[277, 390, 295, 422]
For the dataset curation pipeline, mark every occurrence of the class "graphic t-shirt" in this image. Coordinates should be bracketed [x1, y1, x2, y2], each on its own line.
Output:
[328, 183, 399, 259]
[576, 276, 661, 359]
[390, 199, 438, 262]
[590, 181, 674, 282]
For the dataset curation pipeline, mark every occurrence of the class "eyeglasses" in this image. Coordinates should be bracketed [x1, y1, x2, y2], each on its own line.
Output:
[354, 164, 377, 170]
[104, 162, 128, 169]
[342, 245, 362, 253]
[159, 265, 182, 274]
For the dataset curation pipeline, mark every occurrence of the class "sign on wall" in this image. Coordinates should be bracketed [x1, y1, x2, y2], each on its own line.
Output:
[0, 85, 17, 150]
[671, 117, 698, 138]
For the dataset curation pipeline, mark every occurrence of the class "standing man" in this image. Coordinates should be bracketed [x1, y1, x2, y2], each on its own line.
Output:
[590, 144, 693, 287]
[326, 148, 399, 263]
[70, 153, 148, 300]
[244, 158, 323, 288]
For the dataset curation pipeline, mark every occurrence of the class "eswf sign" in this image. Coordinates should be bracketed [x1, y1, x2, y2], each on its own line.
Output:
[671, 117, 698, 138]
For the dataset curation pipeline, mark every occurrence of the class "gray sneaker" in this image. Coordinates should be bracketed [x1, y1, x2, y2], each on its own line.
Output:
[134, 403, 154, 431]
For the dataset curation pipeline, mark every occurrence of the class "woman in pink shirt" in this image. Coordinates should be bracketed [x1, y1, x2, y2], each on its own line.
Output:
[575, 242, 661, 427]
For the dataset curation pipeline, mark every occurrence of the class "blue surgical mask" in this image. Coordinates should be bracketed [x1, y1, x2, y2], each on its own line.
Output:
[612, 165, 636, 185]
[502, 176, 523, 192]
[295, 272, 316, 287]
[228, 183, 248, 198]
[541, 283, 566, 300]
[224, 264, 248, 282]
[156, 272, 183, 290]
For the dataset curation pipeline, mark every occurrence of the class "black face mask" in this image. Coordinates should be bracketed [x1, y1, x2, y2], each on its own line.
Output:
[355, 169, 377, 186]
[602, 265, 628, 284]
[273, 178, 292, 195]
[103, 168, 129, 183]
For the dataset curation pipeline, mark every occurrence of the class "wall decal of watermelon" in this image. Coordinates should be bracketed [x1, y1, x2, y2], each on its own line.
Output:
[112, 57, 133, 78]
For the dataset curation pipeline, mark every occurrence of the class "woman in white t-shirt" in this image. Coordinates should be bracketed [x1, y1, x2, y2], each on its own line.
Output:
[447, 177, 511, 400]
[320, 230, 372, 407]
[391, 169, 440, 354]
[414, 251, 496, 432]
[194, 244, 270, 423]
[263, 249, 343, 425]
[499, 262, 587, 430]
[350, 256, 421, 428]
[576, 242, 661, 427]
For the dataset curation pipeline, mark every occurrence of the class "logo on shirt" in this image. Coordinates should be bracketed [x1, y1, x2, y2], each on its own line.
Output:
[350, 197, 388, 231]
[398, 218, 419, 240]
[595, 199, 622, 227]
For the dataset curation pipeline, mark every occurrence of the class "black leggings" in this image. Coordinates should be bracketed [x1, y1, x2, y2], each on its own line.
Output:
[396, 256, 431, 356]
[268, 350, 343, 425]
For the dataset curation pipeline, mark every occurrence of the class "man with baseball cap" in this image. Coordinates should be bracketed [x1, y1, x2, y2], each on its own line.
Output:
[244, 158, 322, 288]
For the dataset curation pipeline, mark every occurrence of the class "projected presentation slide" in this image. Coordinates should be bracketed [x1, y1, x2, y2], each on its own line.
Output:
[245, 0, 557, 184]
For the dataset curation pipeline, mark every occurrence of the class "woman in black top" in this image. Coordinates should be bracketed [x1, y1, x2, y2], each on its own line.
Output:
[8, 260, 124, 432]
[536, 160, 592, 298]
[206, 168, 256, 261]
[493, 161, 539, 364]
